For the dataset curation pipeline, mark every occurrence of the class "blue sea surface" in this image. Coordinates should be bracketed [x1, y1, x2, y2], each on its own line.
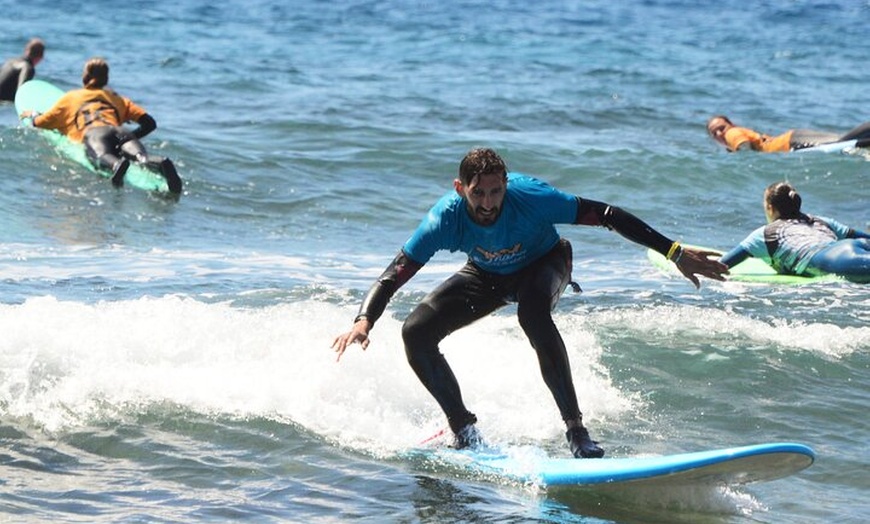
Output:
[1, 1, 868, 522]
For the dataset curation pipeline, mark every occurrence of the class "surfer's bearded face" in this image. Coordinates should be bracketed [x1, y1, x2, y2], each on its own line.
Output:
[454, 172, 506, 226]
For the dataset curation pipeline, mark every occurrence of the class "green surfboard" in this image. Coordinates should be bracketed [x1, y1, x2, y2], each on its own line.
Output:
[647, 245, 840, 285]
[14, 79, 181, 195]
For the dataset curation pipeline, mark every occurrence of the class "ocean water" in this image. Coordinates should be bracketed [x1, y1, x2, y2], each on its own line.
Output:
[1, 0, 868, 522]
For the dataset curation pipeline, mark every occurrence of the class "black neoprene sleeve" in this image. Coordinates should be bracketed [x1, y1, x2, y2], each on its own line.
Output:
[354, 251, 422, 325]
[134, 113, 156, 139]
[576, 197, 674, 255]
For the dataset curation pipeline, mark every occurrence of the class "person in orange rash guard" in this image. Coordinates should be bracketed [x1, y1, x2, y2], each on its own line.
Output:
[20, 57, 157, 187]
[706, 115, 870, 153]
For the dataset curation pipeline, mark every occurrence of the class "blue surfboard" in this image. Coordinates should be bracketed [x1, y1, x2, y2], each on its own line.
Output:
[416, 442, 814, 488]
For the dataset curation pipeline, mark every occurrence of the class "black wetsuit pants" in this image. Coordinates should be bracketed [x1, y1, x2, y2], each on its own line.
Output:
[840, 121, 870, 143]
[789, 122, 870, 150]
[84, 126, 147, 171]
[401, 239, 582, 433]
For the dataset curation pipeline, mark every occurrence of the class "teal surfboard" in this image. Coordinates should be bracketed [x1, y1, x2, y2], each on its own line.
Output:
[14, 79, 182, 195]
[647, 245, 839, 285]
[415, 442, 814, 488]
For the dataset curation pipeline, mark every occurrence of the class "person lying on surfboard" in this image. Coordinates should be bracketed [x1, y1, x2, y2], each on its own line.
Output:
[720, 182, 870, 283]
[706, 115, 870, 152]
[332, 147, 728, 459]
[19, 57, 158, 188]
[0, 38, 44, 102]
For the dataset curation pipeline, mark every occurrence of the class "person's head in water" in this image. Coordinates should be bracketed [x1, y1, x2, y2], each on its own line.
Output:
[706, 115, 735, 147]
[25, 38, 45, 65]
[82, 57, 109, 89]
[764, 181, 802, 222]
[455, 148, 508, 226]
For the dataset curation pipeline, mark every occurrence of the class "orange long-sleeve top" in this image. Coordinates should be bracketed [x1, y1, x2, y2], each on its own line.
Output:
[723, 126, 793, 153]
[33, 86, 147, 143]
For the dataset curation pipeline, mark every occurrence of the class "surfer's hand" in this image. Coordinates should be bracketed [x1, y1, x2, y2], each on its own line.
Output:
[675, 247, 729, 288]
[331, 319, 372, 362]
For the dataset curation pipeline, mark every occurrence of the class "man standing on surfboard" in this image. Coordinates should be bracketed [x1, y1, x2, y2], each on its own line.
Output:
[706, 115, 870, 152]
[0, 38, 45, 102]
[332, 148, 728, 458]
[19, 57, 158, 188]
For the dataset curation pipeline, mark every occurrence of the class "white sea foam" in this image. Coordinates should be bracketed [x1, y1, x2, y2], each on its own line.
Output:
[0, 296, 632, 456]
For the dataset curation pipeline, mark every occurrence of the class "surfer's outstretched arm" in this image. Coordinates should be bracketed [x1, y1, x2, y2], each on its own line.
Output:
[575, 198, 728, 287]
[332, 250, 422, 361]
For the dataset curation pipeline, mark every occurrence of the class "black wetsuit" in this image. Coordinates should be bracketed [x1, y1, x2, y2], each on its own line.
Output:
[83, 114, 155, 171]
[0, 55, 35, 102]
[354, 174, 676, 434]
[791, 121, 870, 150]
[83, 115, 180, 193]
[402, 239, 578, 432]
[838, 122, 870, 148]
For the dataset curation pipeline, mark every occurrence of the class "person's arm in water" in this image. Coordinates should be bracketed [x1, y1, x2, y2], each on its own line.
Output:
[332, 251, 423, 361]
[576, 198, 728, 287]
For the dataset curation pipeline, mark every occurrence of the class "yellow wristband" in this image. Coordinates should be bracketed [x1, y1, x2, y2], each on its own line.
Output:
[666, 241, 681, 261]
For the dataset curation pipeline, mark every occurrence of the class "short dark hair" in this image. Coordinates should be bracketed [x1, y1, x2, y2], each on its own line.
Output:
[25, 38, 44, 59]
[458, 148, 507, 185]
